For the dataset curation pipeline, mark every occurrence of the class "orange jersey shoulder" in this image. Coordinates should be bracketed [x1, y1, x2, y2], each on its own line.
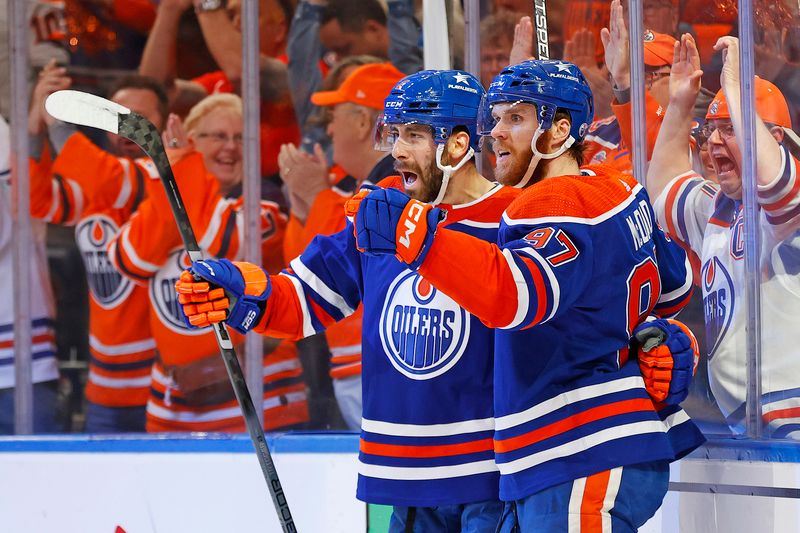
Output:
[506, 165, 638, 221]
[444, 184, 521, 226]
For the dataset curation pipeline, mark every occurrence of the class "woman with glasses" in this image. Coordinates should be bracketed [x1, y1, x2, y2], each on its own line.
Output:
[109, 93, 309, 434]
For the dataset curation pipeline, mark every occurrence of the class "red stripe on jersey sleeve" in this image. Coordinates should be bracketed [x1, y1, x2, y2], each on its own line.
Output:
[517, 254, 549, 328]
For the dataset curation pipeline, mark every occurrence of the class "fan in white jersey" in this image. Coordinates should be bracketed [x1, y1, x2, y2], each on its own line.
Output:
[648, 34, 800, 438]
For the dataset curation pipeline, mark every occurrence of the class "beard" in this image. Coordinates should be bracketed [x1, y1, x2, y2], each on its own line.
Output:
[395, 157, 445, 203]
[493, 130, 553, 187]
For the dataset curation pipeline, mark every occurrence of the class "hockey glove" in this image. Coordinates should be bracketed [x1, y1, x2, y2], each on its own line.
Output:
[633, 318, 700, 405]
[348, 185, 445, 269]
[175, 259, 271, 335]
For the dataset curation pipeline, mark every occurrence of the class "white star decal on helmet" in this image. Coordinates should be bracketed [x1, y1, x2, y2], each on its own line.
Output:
[453, 73, 471, 85]
[555, 63, 573, 73]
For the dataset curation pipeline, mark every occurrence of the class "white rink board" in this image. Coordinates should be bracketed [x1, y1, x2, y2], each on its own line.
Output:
[0, 435, 365, 533]
[1, 435, 800, 533]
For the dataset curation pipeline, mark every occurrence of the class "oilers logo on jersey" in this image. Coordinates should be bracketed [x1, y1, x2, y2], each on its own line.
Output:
[379, 271, 471, 380]
[702, 256, 735, 358]
[151, 249, 207, 335]
[75, 215, 132, 309]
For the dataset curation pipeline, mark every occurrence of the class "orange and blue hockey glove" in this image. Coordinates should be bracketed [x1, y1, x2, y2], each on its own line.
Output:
[633, 318, 700, 405]
[174, 259, 271, 334]
[349, 185, 445, 269]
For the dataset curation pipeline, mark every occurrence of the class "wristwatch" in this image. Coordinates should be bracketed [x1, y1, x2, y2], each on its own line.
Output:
[195, 0, 224, 14]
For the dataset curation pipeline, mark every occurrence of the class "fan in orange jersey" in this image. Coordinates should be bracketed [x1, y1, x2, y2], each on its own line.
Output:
[110, 94, 308, 432]
[277, 63, 405, 429]
[29, 63, 166, 433]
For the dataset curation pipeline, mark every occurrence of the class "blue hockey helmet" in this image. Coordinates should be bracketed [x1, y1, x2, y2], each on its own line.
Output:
[478, 59, 594, 144]
[376, 69, 485, 152]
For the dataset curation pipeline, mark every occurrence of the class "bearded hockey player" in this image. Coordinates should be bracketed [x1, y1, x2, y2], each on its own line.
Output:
[350, 59, 706, 531]
[177, 69, 516, 531]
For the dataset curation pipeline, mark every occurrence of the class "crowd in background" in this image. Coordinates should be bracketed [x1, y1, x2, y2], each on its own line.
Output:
[1, 0, 800, 437]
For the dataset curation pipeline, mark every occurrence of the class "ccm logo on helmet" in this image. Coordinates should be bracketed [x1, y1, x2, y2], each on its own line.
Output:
[399, 201, 426, 248]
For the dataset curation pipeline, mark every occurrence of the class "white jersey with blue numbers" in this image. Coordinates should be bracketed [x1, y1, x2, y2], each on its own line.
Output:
[655, 145, 800, 439]
[256, 178, 521, 506]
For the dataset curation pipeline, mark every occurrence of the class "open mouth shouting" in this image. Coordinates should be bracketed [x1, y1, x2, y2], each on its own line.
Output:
[400, 170, 419, 188]
[712, 152, 736, 175]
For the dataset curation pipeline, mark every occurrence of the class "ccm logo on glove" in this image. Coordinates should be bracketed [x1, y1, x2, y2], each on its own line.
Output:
[400, 201, 426, 248]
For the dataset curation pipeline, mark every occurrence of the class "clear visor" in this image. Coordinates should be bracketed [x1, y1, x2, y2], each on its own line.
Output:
[373, 113, 397, 152]
[477, 97, 535, 137]
[373, 114, 436, 152]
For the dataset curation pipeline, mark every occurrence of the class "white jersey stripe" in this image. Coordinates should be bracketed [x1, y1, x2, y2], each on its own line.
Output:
[567, 477, 586, 532]
[88, 371, 151, 388]
[497, 420, 668, 475]
[290, 257, 355, 317]
[197, 198, 232, 251]
[147, 390, 307, 423]
[659, 255, 693, 303]
[330, 344, 362, 357]
[495, 376, 643, 431]
[113, 158, 133, 209]
[516, 246, 561, 324]
[358, 458, 498, 481]
[120, 224, 161, 273]
[499, 248, 530, 330]
[602, 467, 623, 532]
[361, 416, 494, 437]
[282, 273, 316, 337]
[89, 335, 156, 356]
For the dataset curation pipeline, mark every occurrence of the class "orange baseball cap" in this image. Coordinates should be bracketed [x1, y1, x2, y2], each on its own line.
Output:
[311, 63, 406, 110]
[706, 77, 791, 128]
[643, 30, 677, 67]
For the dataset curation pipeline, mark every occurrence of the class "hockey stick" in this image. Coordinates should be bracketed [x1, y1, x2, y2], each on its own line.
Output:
[45, 90, 297, 533]
[533, 0, 550, 60]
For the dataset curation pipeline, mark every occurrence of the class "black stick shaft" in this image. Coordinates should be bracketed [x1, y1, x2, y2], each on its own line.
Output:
[533, 0, 550, 60]
[118, 114, 297, 532]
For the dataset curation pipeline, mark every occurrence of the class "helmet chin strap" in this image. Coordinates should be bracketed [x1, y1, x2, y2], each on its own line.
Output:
[513, 128, 576, 189]
[431, 143, 475, 205]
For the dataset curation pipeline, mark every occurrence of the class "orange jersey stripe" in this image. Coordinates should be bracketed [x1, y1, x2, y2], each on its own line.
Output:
[494, 398, 654, 454]
[330, 363, 362, 380]
[0, 333, 55, 349]
[360, 437, 494, 459]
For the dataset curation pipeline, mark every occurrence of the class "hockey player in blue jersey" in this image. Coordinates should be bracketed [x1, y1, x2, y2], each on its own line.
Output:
[177, 69, 517, 532]
[348, 60, 706, 531]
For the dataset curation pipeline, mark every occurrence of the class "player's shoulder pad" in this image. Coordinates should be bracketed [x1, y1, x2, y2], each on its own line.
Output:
[505, 166, 639, 222]
[371, 175, 405, 191]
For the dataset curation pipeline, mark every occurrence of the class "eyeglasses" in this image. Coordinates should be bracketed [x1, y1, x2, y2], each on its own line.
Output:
[644, 69, 670, 88]
[699, 121, 736, 142]
[194, 131, 243, 145]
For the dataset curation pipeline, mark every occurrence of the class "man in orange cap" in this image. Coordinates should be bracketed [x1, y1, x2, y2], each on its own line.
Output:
[276, 62, 405, 428]
[648, 34, 800, 440]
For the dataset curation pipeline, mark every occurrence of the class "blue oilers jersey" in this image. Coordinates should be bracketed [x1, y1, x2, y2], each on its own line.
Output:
[416, 165, 705, 502]
[258, 181, 520, 506]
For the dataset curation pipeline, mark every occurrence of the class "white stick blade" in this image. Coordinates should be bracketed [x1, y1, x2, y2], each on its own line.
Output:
[45, 90, 131, 134]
